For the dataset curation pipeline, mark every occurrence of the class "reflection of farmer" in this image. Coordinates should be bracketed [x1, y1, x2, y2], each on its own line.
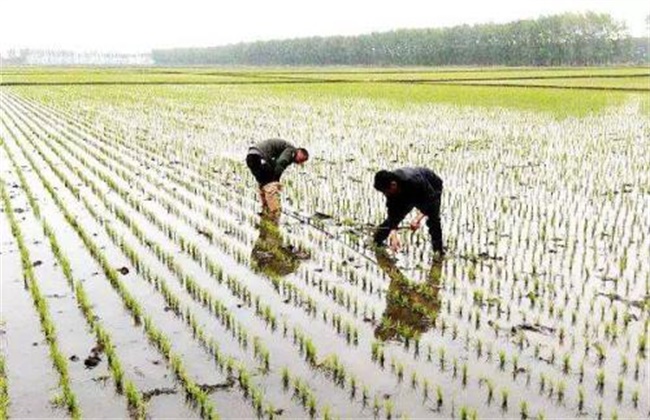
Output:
[246, 139, 309, 222]
[251, 217, 308, 277]
[374, 248, 442, 342]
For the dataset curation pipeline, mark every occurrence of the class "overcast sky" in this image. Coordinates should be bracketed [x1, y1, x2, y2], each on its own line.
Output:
[1, 0, 648, 54]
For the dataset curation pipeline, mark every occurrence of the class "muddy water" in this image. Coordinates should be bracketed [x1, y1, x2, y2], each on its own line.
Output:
[2, 165, 129, 418]
[3, 89, 649, 419]
[0, 123, 194, 416]
[6, 90, 370, 416]
[6, 114, 271, 418]
[26, 111, 358, 416]
[6, 93, 540, 418]
[0, 180, 66, 417]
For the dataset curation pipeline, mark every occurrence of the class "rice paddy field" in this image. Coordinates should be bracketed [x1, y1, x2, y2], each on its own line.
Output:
[0, 66, 649, 419]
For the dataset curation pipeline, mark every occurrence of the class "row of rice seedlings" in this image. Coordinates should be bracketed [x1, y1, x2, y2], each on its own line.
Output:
[0, 355, 8, 418]
[15, 88, 648, 308]
[5, 102, 552, 420]
[2, 110, 345, 419]
[1, 124, 221, 420]
[69, 149, 278, 371]
[5, 116, 247, 412]
[1, 137, 147, 417]
[17, 105, 376, 371]
[104, 208, 366, 416]
[13, 86, 644, 298]
[2, 115, 146, 325]
[2, 95, 548, 416]
[430, 278, 646, 407]
[18, 95, 395, 343]
[278, 366, 335, 419]
[8, 90, 644, 416]
[55, 87, 648, 392]
[0, 176, 80, 419]
[21, 100, 379, 420]
[21, 98, 392, 312]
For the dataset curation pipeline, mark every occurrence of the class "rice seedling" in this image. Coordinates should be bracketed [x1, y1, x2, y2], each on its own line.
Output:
[557, 381, 565, 402]
[578, 387, 585, 412]
[520, 401, 529, 419]
[596, 369, 605, 392]
[461, 363, 468, 386]
[631, 388, 639, 408]
[562, 353, 571, 374]
[498, 351, 506, 370]
[0, 356, 8, 418]
[384, 399, 394, 419]
[501, 389, 509, 410]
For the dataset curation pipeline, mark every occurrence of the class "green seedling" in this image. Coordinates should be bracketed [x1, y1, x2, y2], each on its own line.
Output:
[501, 389, 509, 410]
[499, 351, 506, 370]
[281, 367, 290, 390]
[596, 369, 605, 391]
[384, 399, 394, 420]
[520, 401, 529, 419]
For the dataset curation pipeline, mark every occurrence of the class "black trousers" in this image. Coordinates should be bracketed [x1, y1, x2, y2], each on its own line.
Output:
[421, 192, 443, 253]
[246, 154, 277, 187]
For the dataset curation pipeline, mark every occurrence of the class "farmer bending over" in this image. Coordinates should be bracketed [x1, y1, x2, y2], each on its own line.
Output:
[373, 167, 444, 257]
[246, 138, 309, 221]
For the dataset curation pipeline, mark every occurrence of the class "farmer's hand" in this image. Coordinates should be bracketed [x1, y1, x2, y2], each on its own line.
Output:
[410, 211, 425, 231]
[388, 230, 402, 252]
[409, 218, 422, 231]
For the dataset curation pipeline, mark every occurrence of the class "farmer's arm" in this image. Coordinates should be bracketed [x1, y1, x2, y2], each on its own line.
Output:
[274, 147, 296, 178]
[374, 200, 411, 245]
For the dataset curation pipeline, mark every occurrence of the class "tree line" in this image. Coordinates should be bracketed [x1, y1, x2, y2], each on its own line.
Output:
[152, 12, 648, 66]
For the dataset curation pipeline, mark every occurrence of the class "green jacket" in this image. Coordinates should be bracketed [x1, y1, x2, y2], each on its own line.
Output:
[248, 138, 297, 178]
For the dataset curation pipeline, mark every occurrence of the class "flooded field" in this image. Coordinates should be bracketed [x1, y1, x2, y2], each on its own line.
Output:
[1, 68, 649, 419]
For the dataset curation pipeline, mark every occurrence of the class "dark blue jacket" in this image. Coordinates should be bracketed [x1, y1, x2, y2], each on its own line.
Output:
[374, 167, 443, 244]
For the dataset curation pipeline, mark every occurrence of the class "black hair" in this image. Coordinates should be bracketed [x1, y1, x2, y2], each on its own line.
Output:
[296, 148, 309, 160]
[374, 170, 398, 191]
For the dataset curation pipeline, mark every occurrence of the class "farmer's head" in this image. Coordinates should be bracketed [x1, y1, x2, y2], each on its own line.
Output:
[295, 148, 309, 165]
[374, 170, 400, 197]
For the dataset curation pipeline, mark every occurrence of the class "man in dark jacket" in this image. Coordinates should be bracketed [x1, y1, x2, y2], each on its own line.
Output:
[246, 139, 309, 220]
[373, 167, 444, 256]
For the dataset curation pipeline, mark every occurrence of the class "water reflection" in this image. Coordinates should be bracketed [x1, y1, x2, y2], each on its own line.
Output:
[251, 216, 309, 277]
[374, 248, 443, 342]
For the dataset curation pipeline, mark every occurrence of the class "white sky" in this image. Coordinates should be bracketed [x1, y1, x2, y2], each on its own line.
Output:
[0, 0, 648, 54]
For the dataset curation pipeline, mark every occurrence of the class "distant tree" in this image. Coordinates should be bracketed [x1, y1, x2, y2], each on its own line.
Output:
[152, 12, 639, 66]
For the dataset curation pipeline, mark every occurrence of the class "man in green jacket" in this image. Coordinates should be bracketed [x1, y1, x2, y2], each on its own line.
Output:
[246, 139, 309, 221]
